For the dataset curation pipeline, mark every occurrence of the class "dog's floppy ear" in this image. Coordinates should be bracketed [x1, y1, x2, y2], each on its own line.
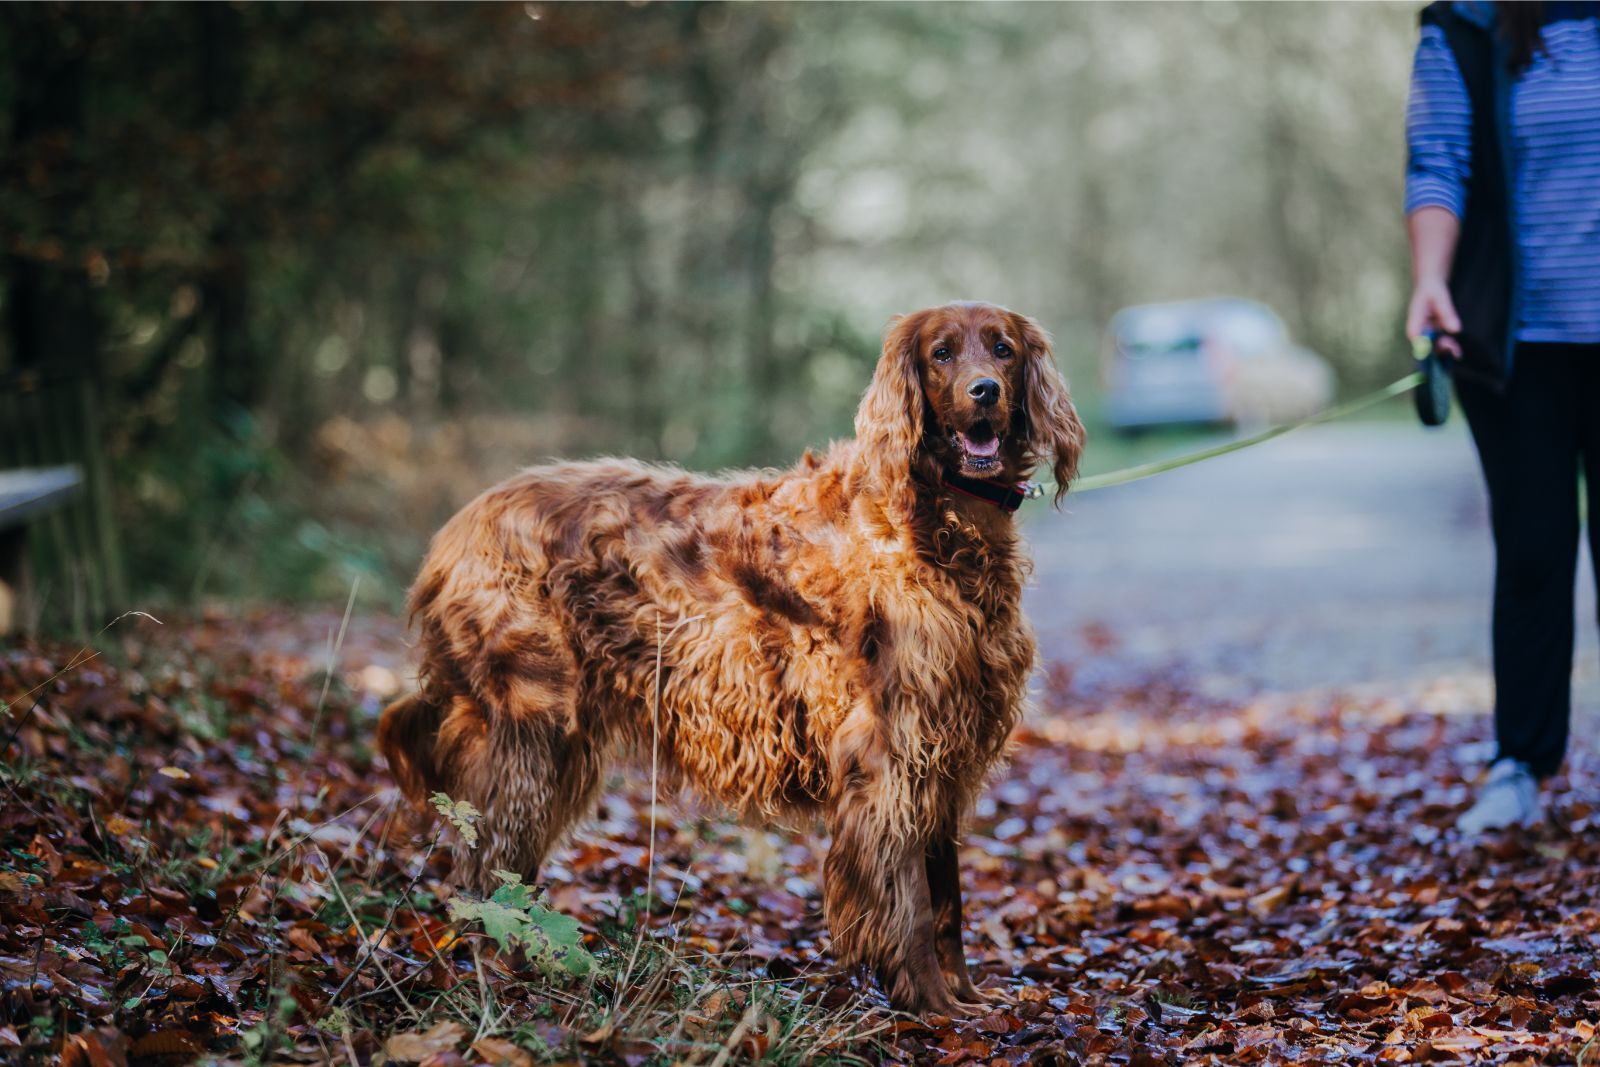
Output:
[1010, 312, 1085, 507]
[855, 311, 929, 511]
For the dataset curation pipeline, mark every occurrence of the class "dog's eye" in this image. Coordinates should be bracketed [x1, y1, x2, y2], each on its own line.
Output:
[994, 342, 1014, 359]
[932, 347, 952, 362]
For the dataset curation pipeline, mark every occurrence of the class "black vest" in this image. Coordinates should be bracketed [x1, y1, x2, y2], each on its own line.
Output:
[1417, 2, 1516, 390]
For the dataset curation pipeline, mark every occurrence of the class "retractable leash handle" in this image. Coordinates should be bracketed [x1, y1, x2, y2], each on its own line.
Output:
[1412, 328, 1452, 427]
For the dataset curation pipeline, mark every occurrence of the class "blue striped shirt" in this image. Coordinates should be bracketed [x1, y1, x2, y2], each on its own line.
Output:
[1405, 2, 1600, 344]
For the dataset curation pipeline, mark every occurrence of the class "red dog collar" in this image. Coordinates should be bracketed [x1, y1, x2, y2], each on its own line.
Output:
[941, 473, 1035, 513]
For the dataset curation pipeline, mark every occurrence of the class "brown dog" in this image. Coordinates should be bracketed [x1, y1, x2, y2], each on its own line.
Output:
[378, 302, 1084, 1014]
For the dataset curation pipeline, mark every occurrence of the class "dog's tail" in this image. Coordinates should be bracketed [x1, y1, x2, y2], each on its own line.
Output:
[377, 692, 447, 805]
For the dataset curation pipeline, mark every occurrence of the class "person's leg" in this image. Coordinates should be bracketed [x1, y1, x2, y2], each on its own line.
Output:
[1579, 346, 1600, 720]
[1456, 344, 1582, 784]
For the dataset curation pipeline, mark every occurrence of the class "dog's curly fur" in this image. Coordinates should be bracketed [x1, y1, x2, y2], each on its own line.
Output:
[378, 302, 1084, 1014]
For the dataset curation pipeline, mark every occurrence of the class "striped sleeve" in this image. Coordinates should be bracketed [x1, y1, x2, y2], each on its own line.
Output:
[1405, 24, 1473, 218]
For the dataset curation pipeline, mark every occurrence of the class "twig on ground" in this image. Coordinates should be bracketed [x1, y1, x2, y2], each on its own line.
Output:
[619, 610, 704, 1003]
[328, 834, 440, 1008]
[309, 575, 361, 745]
[323, 850, 420, 1020]
[1, 610, 162, 788]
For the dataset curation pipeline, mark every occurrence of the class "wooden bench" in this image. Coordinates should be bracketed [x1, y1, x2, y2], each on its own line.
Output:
[0, 466, 83, 634]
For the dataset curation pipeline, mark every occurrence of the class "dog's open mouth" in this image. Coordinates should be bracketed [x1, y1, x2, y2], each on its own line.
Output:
[953, 422, 1002, 472]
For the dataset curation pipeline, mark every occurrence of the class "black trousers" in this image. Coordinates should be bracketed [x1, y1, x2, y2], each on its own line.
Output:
[1457, 342, 1600, 779]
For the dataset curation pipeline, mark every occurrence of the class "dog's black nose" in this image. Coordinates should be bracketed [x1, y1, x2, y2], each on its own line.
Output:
[968, 378, 1000, 407]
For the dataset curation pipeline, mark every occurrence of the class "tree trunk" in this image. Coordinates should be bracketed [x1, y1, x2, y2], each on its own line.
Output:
[4, 6, 98, 377]
[197, 3, 261, 418]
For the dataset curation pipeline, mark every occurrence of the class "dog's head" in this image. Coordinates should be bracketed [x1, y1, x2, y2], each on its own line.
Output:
[854, 302, 1085, 509]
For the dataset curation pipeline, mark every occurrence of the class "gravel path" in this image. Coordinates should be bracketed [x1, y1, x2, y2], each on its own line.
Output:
[1023, 422, 1600, 711]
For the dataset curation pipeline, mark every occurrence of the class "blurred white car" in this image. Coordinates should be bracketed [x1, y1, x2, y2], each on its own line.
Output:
[1101, 298, 1335, 431]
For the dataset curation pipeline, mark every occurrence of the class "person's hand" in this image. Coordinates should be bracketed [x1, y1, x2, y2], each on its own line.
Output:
[1405, 278, 1463, 359]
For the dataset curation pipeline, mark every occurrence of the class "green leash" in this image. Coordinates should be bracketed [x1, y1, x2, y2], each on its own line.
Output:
[1034, 371, 1425, 499]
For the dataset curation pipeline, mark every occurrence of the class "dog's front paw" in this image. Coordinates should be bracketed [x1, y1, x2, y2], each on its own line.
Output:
[942, 968, 997, 1010]
[885, 969, 962, 1020]
[949, 989, 1005, 1017]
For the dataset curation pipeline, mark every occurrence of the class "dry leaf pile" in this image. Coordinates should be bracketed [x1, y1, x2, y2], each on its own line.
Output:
[2, 613, 1598, 1065]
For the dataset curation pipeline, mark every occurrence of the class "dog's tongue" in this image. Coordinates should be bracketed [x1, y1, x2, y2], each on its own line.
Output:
[960, 432, 1000, 458]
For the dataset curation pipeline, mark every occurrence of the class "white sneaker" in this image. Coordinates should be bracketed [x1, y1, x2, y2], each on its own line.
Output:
[1455, 758, 1543, 834]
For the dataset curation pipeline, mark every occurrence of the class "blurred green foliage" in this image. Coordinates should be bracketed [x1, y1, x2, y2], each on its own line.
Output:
[0, 2, 1417, 610]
